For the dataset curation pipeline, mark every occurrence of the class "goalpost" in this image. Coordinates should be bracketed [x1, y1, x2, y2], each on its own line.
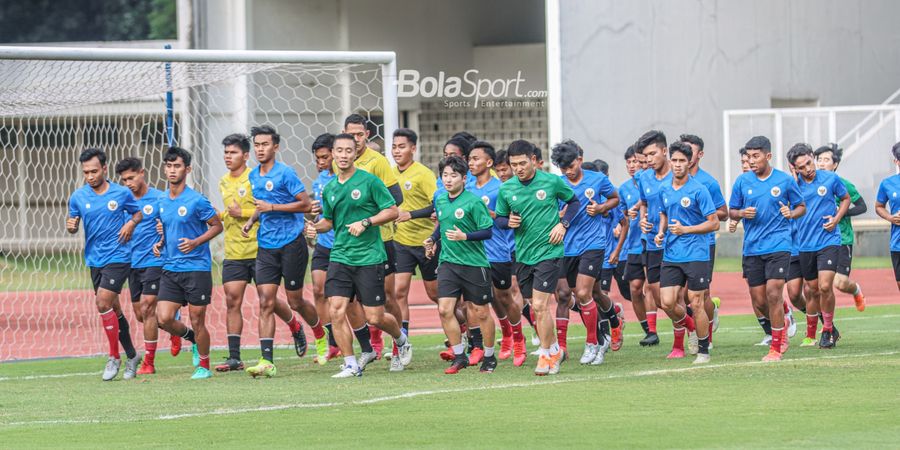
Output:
[0, 46, 398, 361]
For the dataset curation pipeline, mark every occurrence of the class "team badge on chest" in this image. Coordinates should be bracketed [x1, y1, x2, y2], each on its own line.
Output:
[584, 188, 595, 201]
[680, 197, 691, 208]
[107, 200, 118, 211]
[265, 180, 274, 191]
[178, 206, 187, 217]
[454, 208, 465, 219]
[143, 204, 154, 215]
[817, 186, 827, 196]
[351, 189, 361, 200]
[770, 186, 781, 197]
[536, 189, 547, 201]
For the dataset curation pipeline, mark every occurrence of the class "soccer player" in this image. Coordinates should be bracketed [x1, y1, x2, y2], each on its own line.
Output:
[875, 142, 900, 294]
[467, 141, 527, 366]
[342, 114, 405, 362]
[425, 156, 497, 373]
[654, 142, 719, 363]
[814, 144, 867, 311]
[496, 140, 581, 376]
[391, 128, 438, 369]
[549, 140, 619, 365]
[788, 144, 851, 349]
[242, 125, 326, 377]
[620, 146, 655, 344]
[307, 133, 341, 363]
[67, 148, 143, 381]
[115, 157, 170, 375]
[593, 159, 629, 351]
[729, 136, 806, 361]
[153, 147, 223, 379]
[309, 133, 412, 378]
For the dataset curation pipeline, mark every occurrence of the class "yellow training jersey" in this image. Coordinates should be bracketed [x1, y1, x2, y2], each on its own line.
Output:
[218, 167, 258, 260]
[352, 147, 399, 242]
[393, 161, 437, 247]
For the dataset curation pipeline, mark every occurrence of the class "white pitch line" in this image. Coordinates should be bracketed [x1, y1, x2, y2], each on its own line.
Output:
[2, 350, 897, 428]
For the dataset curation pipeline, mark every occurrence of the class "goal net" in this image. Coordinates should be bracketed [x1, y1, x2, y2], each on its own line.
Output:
[0, 46, 398, 361]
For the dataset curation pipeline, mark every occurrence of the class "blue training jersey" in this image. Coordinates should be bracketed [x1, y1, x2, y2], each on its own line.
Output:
[466, 176, 512, 263]
[619, 178, 643, 256]
[660, 177, 716, 263]
[311, 170, 336, 249]
[729, 168, 803, 256]
[637, 169, 674, 252]
[68, 182, 140, 268]
[561, 170, 617, 257]
[795, 170, 847, 252]
[602, 204, 625, 269]
[876, 174, 900, 251]
[692, 168, 726, 246]
[158, 186, 217, 272]
[249, 161, 306, 249]
[129, 187, 165, 269]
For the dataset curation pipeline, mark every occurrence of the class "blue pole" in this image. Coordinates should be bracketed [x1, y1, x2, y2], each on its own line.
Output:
[164, 44, 175, 147]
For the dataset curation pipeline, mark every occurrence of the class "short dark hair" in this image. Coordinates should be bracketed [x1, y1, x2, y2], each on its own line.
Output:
[814, 143, 842, 164]
[451, 131, 477, 145]
[469, 140, 496, 162]
[786, 143, 813, 166]
[533, 146, 543, 162]
[444, 136, 472, 158]
[581, 161, 599, 172]
[250, 125, 280, 145]
[311, 133, 335, 152]
[495, 149, 510, 166]
[635, 130, 667, 153]
[114, 157, 142, 175]
[593, 159, 609, 176]
[393, 128, 418, 145]
[222, 133, 251, 153]
[506, 139, 536, 158]
[738, 146, 748, 156]
[438, 155, 468, 177]
[79, 148, 107, 166]
[624, 145, 637, 160]
[668, 141, 693, 160]
[893, 141, 900, 161]
[333, 133, 356, 147]
[679, 134, 704, 151]
[551, 140, 582, 169]
[164, 147, 192, 166]
[744, 136, 771, 153]
[343, 113, 367, 129]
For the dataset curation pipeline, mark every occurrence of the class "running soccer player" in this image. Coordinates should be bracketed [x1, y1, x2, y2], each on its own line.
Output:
[875, 142, 900, 294]
[789, 144, 850, 348]
[467, 141, 527, 366]
[115, 157, 170, 375]
[620, 146, 655, 345]
[342, 114, 405, 362]
[242, 125, 326, 377]
[307, 133, 341, 363]
[153, 147, 223, 379]
[391, 128, 438, 369]
[426, 156, 497, 374]
[309, 133, 412, 378]
[654, 141, 719, 363]
[729, 136, 806, 361]
[67, 148, 143, 381]
[495, 140, 581, 376]
[593, 159, 629, 352]
[549, 140, 619, 365]
[814, 144, 867, 311]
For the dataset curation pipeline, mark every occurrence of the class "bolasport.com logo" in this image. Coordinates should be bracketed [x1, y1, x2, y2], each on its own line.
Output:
[397, 69, 547, 109]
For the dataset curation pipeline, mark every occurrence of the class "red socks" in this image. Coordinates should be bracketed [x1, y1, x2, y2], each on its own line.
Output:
[806, 314, 818, 339]
[311, 320, 325, 340]
[673, 327, 685, 350]
[100, 309, 120, 358]
[674, 313, 696, 333]
[499, 317, 512, 338]
[145, 340, 157, 366]
[647, 311, 658, 334]
[578, 302, 599, 345]
[822, 312, 834, 332]
[511, 321, 524, 342]
[556, 318, 569, 351]
[199, 354, 210, 370]
[770, 327, 783, 353]
[287, 316, 302, 334]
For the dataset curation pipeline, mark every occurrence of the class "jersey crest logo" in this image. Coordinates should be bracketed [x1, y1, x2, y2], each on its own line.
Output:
[238, 187, 247, 197]
[454, 208, 465, 219]
[85, 203, 91, 209]
[481, 195, 490, 205]
[265, 180, 274, 191]
[584, 188, 595, 201]
[536, 190, 547, 201]
[404, 180, 412, 191]
[143, 204, 153, 215]
[747, 189, 753, 195]
[770, 186, 781, 197]
[351, 189, 361, 200]
[178, 206, 188, 217]
[107, 200, 118, 211]
[817, 186, 827, 196]
[680, 197, 691, 208]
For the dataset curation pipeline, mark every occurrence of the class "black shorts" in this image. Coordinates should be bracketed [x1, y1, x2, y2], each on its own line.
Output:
[787, 256, 802, 281]
[394, 242, 437, 281]
[128, 266, 161, 302]
[624, 253, 646, 282]
[836, 245, 853, 276]
[614, 261, 632, 301]
[798, 245, 840, 281]
[437, 262, 493, 305]
[708, 244, 717, 282]
[325, 262, 386, 307]
[311, 244, 331, 272]
[599, 267, 615, 292]
[516, 258, 561, 299]
[643, 250, 663, 284]
[383, 240, 397, 276]
[222, 258, 255, 284]
[90, 263, 131, 295]
[560, 249, 605, 288]
[892, 251, 900, 282]
[660, 261, 711, 291]
[256, 234, 308, 291]
[742, 252, 791, 287]
[158, 270, 213, 306]
[490, 261, 513, 290]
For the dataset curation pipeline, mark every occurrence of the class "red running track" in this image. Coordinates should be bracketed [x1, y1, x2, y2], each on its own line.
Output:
[1, 269, 897, 361]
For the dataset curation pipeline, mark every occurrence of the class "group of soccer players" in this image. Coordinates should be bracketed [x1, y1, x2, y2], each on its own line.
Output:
[69, 114, 896, 380]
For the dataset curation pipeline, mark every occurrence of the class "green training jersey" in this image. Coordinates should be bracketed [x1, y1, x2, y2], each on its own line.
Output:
[495, 169, 575, 265]
[322, 168, 396, 266]
[435, 190, 493, 268]
[838, 176, 860, 246]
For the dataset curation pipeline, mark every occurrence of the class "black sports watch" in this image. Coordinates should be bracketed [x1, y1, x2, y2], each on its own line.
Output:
[361, 218, 371, 228]
[560, 219, 570, 229]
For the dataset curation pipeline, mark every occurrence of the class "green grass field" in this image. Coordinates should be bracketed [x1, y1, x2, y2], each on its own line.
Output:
[1, 305, 898, 448]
